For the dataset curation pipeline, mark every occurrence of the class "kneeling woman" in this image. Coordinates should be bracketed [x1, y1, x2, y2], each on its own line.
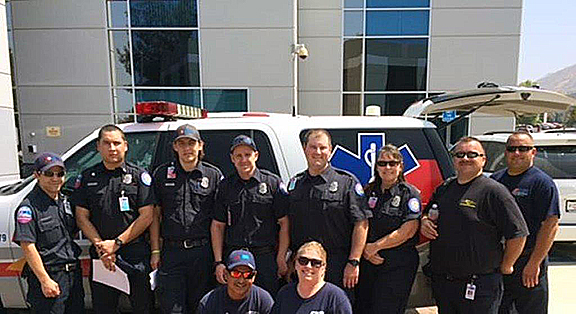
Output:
[356, 144, 422, 314]
[272, 241, 352, 314]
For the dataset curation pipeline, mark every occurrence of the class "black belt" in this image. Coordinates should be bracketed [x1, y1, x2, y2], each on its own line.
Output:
[434, 268, 499, 281]
[165, 238, 208, 249]
[229, 246, 275, 255]
[46, 262, 79, 273]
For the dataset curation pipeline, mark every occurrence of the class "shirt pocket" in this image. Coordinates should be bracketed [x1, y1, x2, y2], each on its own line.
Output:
[320, 190, 345, 211]
[37, 215, 63, 246]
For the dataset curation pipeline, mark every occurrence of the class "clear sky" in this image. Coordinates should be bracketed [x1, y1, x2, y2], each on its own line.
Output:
[518, 0, 576, 82]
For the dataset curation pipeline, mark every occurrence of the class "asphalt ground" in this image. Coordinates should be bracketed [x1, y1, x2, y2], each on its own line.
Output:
[5, 242, 576, 314]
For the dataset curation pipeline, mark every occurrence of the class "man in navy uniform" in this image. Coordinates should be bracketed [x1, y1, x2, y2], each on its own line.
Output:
[211, 135, 290, 296]
[13, 152, 84, 314]
[492, 132, 560, 314]
[150, 124, 223, 313]
[74, 125, 154, 314]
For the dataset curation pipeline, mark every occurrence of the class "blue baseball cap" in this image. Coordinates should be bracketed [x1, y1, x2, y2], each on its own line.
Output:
[34, 152, 65, 172]
[227, 250, 256, 270]
[175, 124, 201, 142]
[230, 135, 257, 153]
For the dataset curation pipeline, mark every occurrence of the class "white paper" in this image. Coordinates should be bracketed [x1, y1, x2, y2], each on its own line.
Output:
[149, 269, 158, 290]
[92, 260, 130, 295]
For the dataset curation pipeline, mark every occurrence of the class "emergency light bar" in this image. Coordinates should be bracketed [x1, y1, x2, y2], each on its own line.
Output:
[135, 101, 207, 119]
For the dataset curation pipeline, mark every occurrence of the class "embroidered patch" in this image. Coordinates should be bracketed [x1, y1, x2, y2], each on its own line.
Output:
[140, 172, 152, 186]
[17, 206, 33, 224]
[354, 182, 365, 196]
[408, 198, 420, 213]
[459, 199, 477, 208]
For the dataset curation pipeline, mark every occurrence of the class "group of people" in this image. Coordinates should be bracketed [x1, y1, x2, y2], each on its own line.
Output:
[12, 122, 559, 314]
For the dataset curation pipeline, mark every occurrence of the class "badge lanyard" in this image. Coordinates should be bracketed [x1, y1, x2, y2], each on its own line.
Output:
[465, 275, 477, 300]
[119, 190, 130, 212]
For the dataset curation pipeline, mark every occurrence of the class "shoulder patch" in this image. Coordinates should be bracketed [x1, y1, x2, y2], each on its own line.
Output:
[140, 172, 152, 186]
[17, 206, 33, 224]
[408, 198, 420, 213]
[354, 182, 365, 197]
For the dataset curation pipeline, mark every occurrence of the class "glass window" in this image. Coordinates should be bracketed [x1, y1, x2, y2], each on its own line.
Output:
[432, 115, 469, 146]
[132, 30, 200, 86]
[343, 39, 363, 91]
[365, 38, 427, 91]
[344, 11, 363, 37]
[203, 90, 248, 112]
[367, 0, 430, 8]
[343, 94, 362, 116]
[135, 89, 201, 107]
[109, 31, 132, 86]
[364, 93, 425, 115]
[107, 0, 129, 28]
[366, 11, 429, 36]
[344, 0, 364, 8]
[112, 89, 134, 113]
[130, 0, 197, 27]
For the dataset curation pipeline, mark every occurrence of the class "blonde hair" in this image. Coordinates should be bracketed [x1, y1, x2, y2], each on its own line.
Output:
[296, 241, 327, 263]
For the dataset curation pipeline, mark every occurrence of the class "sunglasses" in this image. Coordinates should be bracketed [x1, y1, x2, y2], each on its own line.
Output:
[506, 146, 534, 153]
[376, 160, 400, 167]
[41, 170, 66, 178]
[228, 269, 256, 280]
[297, 256, 325, 268]
[451, 151, 484, 159]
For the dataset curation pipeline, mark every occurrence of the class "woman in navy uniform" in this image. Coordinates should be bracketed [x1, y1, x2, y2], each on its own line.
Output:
[356, 144, 422, 314]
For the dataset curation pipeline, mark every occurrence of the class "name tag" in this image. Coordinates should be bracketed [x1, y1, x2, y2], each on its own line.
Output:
[119, 196, 130, 212]
[87, 182, 98, 186]
[164, 182, 175, 186]
[465, 283, 476, 300]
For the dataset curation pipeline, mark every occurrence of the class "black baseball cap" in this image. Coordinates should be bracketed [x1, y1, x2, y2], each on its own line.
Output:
[230, 135, 257, 153]
[34, 152, 65, 172]
[175, 124, 201, 142]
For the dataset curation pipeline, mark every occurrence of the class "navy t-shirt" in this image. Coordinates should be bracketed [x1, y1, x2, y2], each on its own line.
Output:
[271, 282, 352, 314]
[491, 166, 560, 252]
[197, 285, 274, 314]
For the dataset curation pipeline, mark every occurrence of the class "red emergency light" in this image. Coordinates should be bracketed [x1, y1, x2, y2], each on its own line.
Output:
[135, 101, 207, 119]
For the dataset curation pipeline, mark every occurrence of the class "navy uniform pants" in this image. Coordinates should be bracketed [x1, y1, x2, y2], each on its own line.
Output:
[27, 267, 85, 314]
[499, 255, 549, 314]
[325, 250, 355, 303]
[432, 272, 503, 314]
[157, 243, 213, 314]
[90, 243, 152, 314]
[356, 247, 419, 314]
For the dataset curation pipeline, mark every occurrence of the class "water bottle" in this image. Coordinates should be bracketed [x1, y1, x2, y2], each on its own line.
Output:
[428, 203, 439, 221]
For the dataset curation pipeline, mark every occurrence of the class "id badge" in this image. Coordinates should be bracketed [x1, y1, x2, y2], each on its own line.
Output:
[119, 196, 131, 212]
[465, 283, 476, 300]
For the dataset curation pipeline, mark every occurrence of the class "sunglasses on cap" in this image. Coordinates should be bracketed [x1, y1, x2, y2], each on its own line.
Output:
[376, 160, 400, 167]
[451, 151, 484, 159]
[40, 170, 66, 178]
[506, 146, 534, 153]
[228, 269, 256, 280]
[297, 256, 325, 268]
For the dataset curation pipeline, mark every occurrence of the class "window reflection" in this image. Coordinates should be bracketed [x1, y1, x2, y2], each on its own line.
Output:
[112, 89, 134, 113]
[364, 93, 425, 115]
[365, 39, 427, 91]
[130, 0, 197, 27]
[343, 39, 363, 91]
[367, 0, 429, 8]
[344, 11, 363, 36]
[132, 31, 200, 86]
[107, 0, 129, 28]
[135, 89, 201, 107]
[109, 31, 132, 86]
[203, 90, 248, 112]
[366, 11, 429, 36]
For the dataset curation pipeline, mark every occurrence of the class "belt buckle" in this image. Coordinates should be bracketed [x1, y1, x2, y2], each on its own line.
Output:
[183, 239, 194, 249]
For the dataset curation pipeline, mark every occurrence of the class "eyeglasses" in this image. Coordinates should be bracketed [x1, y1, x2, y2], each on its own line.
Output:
[376, 160, 400, 167]
[506, 146, 534, 153]
[297, 256, 325, 268]
[451, 151, 484, 159]
[228, 269, 256, 280]
[41, 170, 65, 178]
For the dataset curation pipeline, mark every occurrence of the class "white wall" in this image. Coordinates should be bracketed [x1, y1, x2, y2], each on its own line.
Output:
[200, 0, 295, 114]
[11, 0, 112, 162]
[0, 0, 19, 181]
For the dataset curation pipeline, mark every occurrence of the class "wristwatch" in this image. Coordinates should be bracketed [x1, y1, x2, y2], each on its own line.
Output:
[214, 260, 225, 268]
[114, 237, 123, 248]
[347, 259, 360, 267]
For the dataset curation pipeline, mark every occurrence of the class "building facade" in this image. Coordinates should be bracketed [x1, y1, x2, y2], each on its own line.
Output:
[7, 0, 520, 163]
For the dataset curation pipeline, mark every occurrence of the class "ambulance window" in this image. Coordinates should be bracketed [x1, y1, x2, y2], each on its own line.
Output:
[481, 141, 507, 173]
[161, 129, 280, 177]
